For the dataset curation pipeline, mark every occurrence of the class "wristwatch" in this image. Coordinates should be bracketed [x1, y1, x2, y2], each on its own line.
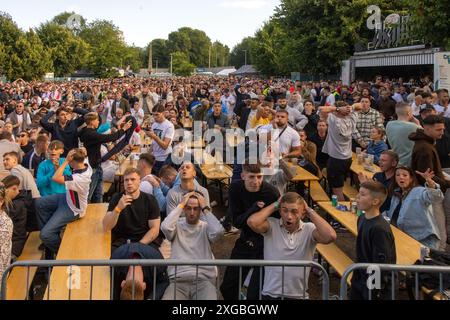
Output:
[335, 106, 340, 113]
[202, 206, 211, 212]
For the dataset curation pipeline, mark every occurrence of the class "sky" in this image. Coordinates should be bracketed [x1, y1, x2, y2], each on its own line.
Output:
[1, 0, 281, 49]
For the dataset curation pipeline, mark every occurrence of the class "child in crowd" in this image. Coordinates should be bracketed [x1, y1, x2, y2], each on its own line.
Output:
[366, 127, 388, 164]
[351, 181, 397, 300]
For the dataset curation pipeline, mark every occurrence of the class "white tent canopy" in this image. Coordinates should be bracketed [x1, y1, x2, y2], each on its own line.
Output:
[216, 68, 237, 76]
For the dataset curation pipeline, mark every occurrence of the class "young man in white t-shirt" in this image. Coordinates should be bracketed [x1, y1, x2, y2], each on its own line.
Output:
[320, 101, 363, 201]
[247, 192, 336, 300]
[35, 148, 92, 255]
[272, 109, 302, 159]
[144, 104, 175, 176]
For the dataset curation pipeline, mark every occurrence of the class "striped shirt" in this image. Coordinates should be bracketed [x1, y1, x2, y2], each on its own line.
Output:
[354, 108, 384, 144]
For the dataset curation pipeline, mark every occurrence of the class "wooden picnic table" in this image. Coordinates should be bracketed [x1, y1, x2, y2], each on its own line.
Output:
[350, 152, 381, 179]
[286, 162, 320, 182]
[317, 201, 422, 265]
[44, 204, 111, 300]
[199, 152, 233, 205]
[283, 162, 320, 205]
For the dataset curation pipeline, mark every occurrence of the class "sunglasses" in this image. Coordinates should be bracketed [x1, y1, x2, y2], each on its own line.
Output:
[19, 134, 27, 138]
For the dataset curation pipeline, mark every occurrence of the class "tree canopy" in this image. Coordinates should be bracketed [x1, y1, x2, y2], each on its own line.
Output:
[36, 22, 89, 77]
[1, 2, 449, 80]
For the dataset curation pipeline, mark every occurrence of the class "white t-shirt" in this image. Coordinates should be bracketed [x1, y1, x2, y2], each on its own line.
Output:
[140, 174, 155, 195]
[131, 108, 144, 126]
[100, 145, 118, 182]
[272, 126, 301, 155]
[151, 120, 175, 161]
[64, 163, 92, 217]
[323, 112, 357, 160]
[262, 218, 317, 299]
[221, 95, 236, 115]
[411, 102, 421, 116]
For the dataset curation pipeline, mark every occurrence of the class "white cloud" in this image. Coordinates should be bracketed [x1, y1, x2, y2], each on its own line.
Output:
[219, 0, 270, 9]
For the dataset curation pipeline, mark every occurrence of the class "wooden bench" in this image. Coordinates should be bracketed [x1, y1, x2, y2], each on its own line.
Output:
[310, 181, 330, 203]
[6, 232, 43, 300]
[44, 204, 111, 300]
[316, 243, 353, 285]
[343, 179, 358, 200]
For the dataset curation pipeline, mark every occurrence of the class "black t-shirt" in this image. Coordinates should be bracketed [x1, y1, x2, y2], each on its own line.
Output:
[229, 180, 280, 252]
[108, 192, 160, 245]
[21, 143, 33, 154]
[351, 214, 396, 299]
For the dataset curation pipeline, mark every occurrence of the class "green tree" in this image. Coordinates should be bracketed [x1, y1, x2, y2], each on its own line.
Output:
[167, 27, 211, 67]
[274, 0, 409, 75]
[79, 20, 128, 77]
[142, 39, 170, 69]
[123, 45, 144, 73]
[0, 42, 5, 74]
[230, 37, 256, 68]
[0, 12, 23, 80]
[410, 0, 450, 50]
[252, 20, 288, 76]
[36, 22, 89, 76]
[0, 13, 52, 80]
[210, 41, 230, 67]
[171, 51, 195, 76]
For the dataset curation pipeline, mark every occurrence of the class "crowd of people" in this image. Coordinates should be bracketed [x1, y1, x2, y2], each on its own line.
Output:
[0, 74, 449, 300]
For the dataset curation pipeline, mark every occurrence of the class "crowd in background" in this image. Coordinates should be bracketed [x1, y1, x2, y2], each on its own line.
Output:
[0, 73, 449, 300]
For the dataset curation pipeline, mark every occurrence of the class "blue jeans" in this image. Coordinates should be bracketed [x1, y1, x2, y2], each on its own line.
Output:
[89, 167, 103, 203]
[35, 194, 79, 253]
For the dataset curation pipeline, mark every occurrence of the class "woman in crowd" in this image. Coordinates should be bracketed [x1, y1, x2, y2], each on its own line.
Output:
[385, 167, 443, 249]
[0, 184, 13, 293]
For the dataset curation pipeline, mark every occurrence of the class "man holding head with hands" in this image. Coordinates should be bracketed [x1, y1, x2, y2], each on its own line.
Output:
[247, 192, 336, 300]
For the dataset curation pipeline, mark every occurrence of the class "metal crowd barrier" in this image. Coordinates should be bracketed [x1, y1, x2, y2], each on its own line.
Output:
[339, 263, 450, 300]
[1, 259, 329, 300]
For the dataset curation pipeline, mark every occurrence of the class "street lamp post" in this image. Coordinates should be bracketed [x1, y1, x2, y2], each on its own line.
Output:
[170, 54, 173, 75]
[243, 50, 247, 66]
[155, 60, 158, 73]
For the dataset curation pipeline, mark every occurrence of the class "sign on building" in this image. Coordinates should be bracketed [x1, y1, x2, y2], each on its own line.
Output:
[434, 52, 450, 91]
[365, 6, 422, 51]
